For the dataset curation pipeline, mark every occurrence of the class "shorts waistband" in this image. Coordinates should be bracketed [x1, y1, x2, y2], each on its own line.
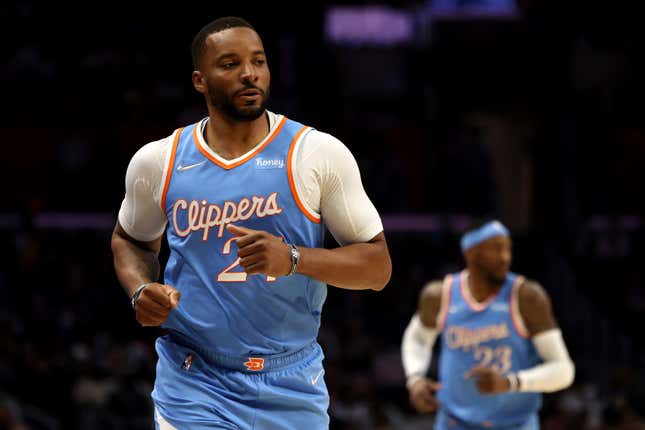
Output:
[167, 332, 319, 373]
[438, 409, 537, 430]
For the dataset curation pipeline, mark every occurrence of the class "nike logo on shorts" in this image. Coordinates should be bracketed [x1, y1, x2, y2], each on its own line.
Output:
[311, 368, 325, 385]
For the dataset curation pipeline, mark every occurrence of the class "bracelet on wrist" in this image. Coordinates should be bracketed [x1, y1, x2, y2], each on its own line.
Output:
[507, 373, 520, 392]
[406, 374, 424, 390]
[130, 283, 153, 309]
[287, 244, 300, 276]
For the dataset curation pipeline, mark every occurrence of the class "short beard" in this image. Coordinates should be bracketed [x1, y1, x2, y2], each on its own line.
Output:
[206, 84, 269, 122]
[473, 259, 506, 286]
[485, 272, 507, 286]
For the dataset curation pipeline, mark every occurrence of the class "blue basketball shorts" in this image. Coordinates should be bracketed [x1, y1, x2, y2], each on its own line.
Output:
[435, 409, 539, 430]
[152, 335, 329, 430]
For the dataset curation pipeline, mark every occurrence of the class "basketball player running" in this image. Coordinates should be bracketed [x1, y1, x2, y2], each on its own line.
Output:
[111, 17, 391, 429]
[401, 221, 574, 429]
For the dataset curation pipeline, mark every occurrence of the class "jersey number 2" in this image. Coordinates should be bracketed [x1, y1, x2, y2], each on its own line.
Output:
[217, 237, 276, 283]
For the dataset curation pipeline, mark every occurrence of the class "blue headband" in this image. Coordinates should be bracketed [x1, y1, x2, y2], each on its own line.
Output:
[460, 221, 509, 252]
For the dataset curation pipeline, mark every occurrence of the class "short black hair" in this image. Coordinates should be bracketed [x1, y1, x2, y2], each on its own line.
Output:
[191, 17, 256, 69]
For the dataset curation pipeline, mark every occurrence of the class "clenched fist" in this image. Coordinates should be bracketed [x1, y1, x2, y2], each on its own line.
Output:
[465, 365, 511, 394]
[133, 283, 180, 327]
[227, 224, 293, 277]
[409, 378, 441, 413]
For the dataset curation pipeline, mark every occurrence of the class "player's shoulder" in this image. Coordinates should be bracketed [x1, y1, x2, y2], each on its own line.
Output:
[300, 127, 345, 149]
[517, 277, 551, 306]
[419, 279, 444, 306]
[417, 280, 444, 325]
[125, 134, 174, 178]
[140, 135, 173, 152]
[290, 125, 355, 173]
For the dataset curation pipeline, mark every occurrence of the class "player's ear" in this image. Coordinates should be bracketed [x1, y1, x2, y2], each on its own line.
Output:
[192, 70, 205, 94]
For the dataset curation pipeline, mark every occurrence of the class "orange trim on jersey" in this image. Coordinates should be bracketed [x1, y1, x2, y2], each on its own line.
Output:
[510, 275, 530, 338]
[287, 126, 321, 224]
[460, 270, 499, 312]
[435, 274, 454, 332]
[160, 128, 184, 211]
[194, 116, 287, 170]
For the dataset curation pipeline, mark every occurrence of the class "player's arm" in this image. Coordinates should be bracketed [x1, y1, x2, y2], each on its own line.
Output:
[401, 281, 443, 413]
[298, 132, 390, 291]
[111, 223, 162, 299]
[230, 131, 391, 291]
[510, 280, 575, 392]
[111, 139, 180, 326]
[293, 231, 390, 291]
[467, 280, 575, 394]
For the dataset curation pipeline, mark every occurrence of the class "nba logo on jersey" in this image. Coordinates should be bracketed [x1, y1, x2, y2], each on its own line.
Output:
[181, 353, 194, 371]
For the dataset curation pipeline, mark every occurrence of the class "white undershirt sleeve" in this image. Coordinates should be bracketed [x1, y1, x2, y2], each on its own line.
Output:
[401, 314, 439, 390]
[117, 137, 170, 242]
[119, 114, 383, 245]
[511, 328, 575, 392]
[294, 130, 383, 245]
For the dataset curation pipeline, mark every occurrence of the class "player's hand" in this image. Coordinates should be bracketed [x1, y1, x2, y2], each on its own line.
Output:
[408, 378, 441, 413]
[134, 283, 180, 327]
[465, 365, 511, 394]
[227, 224, 292, 277]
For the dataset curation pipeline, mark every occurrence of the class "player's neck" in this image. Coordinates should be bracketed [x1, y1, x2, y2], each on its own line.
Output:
[203, 111, 270, 160]
[466, 270, 503, 302]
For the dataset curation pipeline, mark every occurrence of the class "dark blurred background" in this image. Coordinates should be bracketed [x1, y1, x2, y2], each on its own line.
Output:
[2, 1, 644, 429]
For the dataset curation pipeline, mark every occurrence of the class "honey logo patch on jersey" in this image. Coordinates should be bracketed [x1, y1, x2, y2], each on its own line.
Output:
[255, 157, 285, 169]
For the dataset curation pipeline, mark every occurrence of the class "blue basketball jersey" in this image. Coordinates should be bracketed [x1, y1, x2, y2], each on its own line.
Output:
[437, 271, 541, 428]
[160, 115, 326, 357]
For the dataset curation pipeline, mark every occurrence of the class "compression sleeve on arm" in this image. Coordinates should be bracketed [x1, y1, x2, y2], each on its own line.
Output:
[510, 328, 575, 392]
[401, 314, 439, 390]
[293, 130, 383, 245]
[117, 137, 170, 241]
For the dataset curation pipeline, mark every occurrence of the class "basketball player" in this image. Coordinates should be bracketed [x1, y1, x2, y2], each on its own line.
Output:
[111, 17, 392, 429]
[401, 221, 574, 429]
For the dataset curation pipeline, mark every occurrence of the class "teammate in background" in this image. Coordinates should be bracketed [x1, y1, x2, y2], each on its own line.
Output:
[111, 17, 391, 429]
[401, 221, 574, 429]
